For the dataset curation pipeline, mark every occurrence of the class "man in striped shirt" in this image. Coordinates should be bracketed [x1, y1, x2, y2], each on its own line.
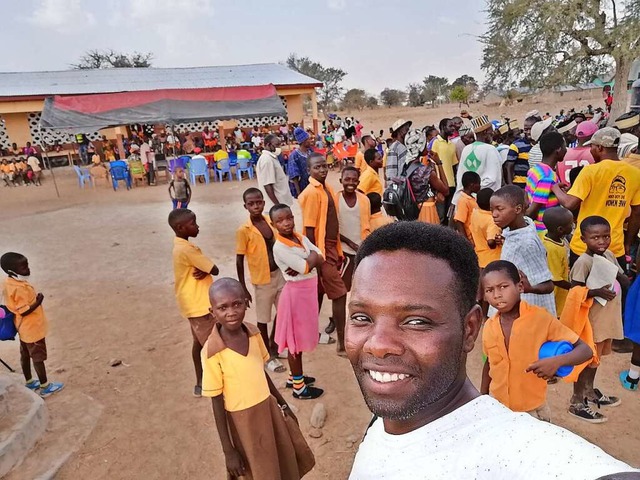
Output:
[384, 119, 411, 184]
[525, 132, 566, 233]
[505, 115, 539, 188]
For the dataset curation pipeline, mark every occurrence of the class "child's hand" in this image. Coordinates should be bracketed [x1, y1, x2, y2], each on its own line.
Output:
[526, 357, 560, 380]
[242, 286, 253, 305]
[36, 293, 44, 303]
[224, 449, 246, 478]
[192, 268, 209, 280]
[591, 285, 616, 301]
[285, 268, 299, 277]
[494, 234, 504, 246]
[519, 271, 532, 293]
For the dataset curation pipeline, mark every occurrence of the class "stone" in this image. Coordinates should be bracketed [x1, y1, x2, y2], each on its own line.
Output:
[308, 428, 323, 439]
[109, 359, 122, 367]
[309, 403, 327, 429]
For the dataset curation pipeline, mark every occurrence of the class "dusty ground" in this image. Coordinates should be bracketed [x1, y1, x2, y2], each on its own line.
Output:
[0, 104, 638, 479]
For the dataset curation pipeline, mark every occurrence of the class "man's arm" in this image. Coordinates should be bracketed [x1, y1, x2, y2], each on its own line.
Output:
[235, 254, 252, 303]
[551, 183, 582, 211]
[264, 184, 279, 205]
[525, 202, 543, 221]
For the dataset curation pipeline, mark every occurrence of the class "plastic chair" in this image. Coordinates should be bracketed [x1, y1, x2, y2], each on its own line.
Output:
[169, 156, 189, 174]
[129, 160, 146, 186]
[110, 165, 132, 190]
[73, 165, 94, 188]
[236, 157, 254, 181]
[188, 157, 210, 185]
[214, 158, 233, 182]
[155, 157, 169, 183]
[228, 151, 238, 169]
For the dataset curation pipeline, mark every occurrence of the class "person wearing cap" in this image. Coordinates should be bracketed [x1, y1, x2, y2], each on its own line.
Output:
[619, 133, 640, 169]
[506, 114, 539, 188]
[452, 115, 503, 207]
[527, 117, 556, 167]
[557, 119, 578, 148]
[495, 120, 520, 164]
[557, 121, 597, 185]
[385, 119, 412, 184]
[431, 118, 459, 224]
[552, 127, 640, 267]
[614, 111, 640, 137]
[287, 127, 312, 198]
[127, 143, 141, 166]
[354, 134, 376, 172]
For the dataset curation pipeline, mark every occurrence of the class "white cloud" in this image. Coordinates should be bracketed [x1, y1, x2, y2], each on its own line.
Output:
[437, 16, 456, 25]
[28, 0, 96, 33]
[328, 0, 346, 11]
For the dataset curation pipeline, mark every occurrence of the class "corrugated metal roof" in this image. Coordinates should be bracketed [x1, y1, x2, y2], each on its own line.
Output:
[0, 63, 322, 98]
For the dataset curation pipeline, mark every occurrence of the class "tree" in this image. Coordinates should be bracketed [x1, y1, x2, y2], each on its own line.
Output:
[380, 88, 406, 107]
[407, 83, 426, 107]
[366, 96, 379, 109]
[286, 54, 347, 110]
[72, 49, 153, 69]
[452, 75, 478, 89]
[422, 75, 450, 107]
[341, 88, 368, 110]
[450, 85, 470, 107]
[481, 0, 640, 123]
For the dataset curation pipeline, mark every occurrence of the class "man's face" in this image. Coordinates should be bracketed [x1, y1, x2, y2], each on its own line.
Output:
[346, 251, 477, 422]
[308, 156, 328, 183]
[340, 170, 360, 193]
[364, 136, 376, 149]
[267, 137, 281, 151]
[453, 119, 463, 131]
[442, 121, 455, 138]
[523, 119, 536, 140]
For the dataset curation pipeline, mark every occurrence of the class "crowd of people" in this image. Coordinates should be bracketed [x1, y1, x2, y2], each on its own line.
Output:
[0, 142, 43, 187]
[3, 105, 640, 479]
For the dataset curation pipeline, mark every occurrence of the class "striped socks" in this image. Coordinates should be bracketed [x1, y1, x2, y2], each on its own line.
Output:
[291, 374, 306, 395]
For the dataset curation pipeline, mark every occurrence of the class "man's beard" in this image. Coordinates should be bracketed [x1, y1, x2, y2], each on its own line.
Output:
[353, 347, 463, 422]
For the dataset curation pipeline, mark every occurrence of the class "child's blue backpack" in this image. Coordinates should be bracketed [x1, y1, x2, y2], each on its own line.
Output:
[0, 306, 17, 341]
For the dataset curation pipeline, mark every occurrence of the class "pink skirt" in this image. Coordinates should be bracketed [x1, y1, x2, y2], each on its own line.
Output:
[275, 277, 319, 355]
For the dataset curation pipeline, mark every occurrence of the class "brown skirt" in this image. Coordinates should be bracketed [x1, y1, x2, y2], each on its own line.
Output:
[227, 396, 315, 480]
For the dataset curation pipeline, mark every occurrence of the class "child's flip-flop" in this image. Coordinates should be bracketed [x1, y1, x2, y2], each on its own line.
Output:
[266, 358, 286, 373]
[318, 333, 336, 345]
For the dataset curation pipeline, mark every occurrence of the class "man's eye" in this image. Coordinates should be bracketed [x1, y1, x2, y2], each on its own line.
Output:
[402, 318, 432, 327]
[350, 314, 371, 324]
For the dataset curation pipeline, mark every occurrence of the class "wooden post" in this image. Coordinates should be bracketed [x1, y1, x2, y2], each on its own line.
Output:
[311, 90, 319, 134]
[116, 134, 126, 160]
[220, 124, 226, 150]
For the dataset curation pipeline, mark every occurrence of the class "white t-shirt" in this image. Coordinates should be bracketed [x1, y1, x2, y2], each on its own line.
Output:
[350, 396, 635, 480]
[338, 194, 362, 255]
[252, 136, 262, 148]
[452, 141, 503, 205]
[273, 235, 321, 282]
[334, 127, 346, 143]
[256, 151, 294, 208]
[27, 156, 41, 172]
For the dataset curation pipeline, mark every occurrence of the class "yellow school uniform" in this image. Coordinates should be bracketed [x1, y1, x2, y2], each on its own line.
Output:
[454, 192, 478, 244]
[236, 216, 275, 286]
[298, 177, 343, 257]
[172, 237, 215, 318]
[370, 212, 393, 231]
[354, 151, 365, 171]
[470, 208, 502, 268]
[542, 236, 569, 316]
[358, 164, 383, 196]
[2, 277, 48, 343]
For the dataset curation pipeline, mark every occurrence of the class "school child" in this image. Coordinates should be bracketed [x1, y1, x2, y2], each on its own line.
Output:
[470, 188, 502, 269]
[168, 167, 191, 209]
[168, 209, 219, 397]
[491, 185, 557, 317]
[270, 204, 325, 400]
[569, 216, 630, 422]
[542, 207, 574, 317]
[236, 188, 286, 373]
[367, 193, 393, 231]
[337, 166, 371, 292]
[202, 278, 315, 480]
[1, 252, 64, 397]
[480, 260, 592, 422]
[0, 159, 14, 186]
[357, 148, 384, 196]
[299, 153, 348, 355]
[454, 171, 481, 244]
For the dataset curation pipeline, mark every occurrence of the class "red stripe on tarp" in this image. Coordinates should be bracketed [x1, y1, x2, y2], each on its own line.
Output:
[52, 84, 280, 114]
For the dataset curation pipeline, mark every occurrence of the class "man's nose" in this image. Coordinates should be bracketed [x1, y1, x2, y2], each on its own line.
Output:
[362, 320, 405, 359]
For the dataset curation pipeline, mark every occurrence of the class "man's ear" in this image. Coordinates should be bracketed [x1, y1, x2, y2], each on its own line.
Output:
[462, 304, 483, 354]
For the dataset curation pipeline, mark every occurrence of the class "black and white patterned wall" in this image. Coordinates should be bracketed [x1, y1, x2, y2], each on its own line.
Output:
[27, 112, 101, 146]
[0, 117, 10, 149]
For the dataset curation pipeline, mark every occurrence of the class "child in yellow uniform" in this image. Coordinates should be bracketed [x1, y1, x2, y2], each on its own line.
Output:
[1, 252, 64, 397]
[367, 193, 393, 231]
[470, 188, 502, 269]
[481, 260, 592, 422]
[168, 208, 219, 397]
[357, 148, 384, 196]
[541, 207, 573, 317]
[454, 171, 481, 244]
[203, 278, 314, 480]
[236, 187, 286, 372]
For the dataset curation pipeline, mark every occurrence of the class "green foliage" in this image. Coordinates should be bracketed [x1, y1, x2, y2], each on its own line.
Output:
[286, 54, 347, 110]
[407, 83, 426, 107]
[72, 49, 153, 69]
[380, 88, 406, 107]
[450, 85, 470, 105]
[422, 75, 450, 107]
[366, 96, 379, 109]
[452, 75, 478, 89]
[341, 89, 368, 110]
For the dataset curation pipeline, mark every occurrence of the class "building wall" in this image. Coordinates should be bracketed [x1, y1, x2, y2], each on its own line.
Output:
[284, 94, 304, 124]
[3, 112, 32, 147]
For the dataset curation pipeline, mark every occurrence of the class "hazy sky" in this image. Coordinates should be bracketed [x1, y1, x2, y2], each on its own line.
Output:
[4, 0, 487, 94]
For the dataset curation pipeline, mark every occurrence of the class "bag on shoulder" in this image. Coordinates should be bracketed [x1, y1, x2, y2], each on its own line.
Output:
[382, 162, 421, 221]
[0, 306, 17, 341]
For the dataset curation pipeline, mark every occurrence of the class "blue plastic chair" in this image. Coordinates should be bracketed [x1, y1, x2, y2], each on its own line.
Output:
[169, 156, 189, 174]
[73, 165, 93, 188]
[110, 165, 132, 190]
[250, 152, 259, 166]
[236, 157, 254, 181]
[228, 151, 238, 169]
[214, 158, 233, 182]
[188, 157, 210, 185]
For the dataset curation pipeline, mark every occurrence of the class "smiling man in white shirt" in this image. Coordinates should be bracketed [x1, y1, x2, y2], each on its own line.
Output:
[346, 222, 637, 480]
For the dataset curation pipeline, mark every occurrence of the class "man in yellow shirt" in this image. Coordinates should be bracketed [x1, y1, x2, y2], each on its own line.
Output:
[357, 148, 383, 196]
[169, 208, 220, 397]
[552, 127, 640, 267]
[354, 134, 376, 172]
[431, 118, 459, 224]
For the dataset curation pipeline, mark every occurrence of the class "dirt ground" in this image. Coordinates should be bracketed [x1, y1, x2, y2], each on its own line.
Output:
[0, 104, 638, 479]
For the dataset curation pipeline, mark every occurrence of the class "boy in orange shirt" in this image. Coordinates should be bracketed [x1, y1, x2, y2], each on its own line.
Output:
[169, 209, 220, 397]
[470, 188, 502, 269]
[1, 252, 64, 397]
[454, 171, 481, 244]
[481, 260, 592, 421]
[236, 188, 286, 373]
[367, 193, 393, 231]
[299, 152, 348, 355]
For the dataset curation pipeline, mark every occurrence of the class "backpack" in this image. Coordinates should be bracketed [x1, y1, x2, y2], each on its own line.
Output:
[0, 306, 17, 341]
[382, 162, 421, 221]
